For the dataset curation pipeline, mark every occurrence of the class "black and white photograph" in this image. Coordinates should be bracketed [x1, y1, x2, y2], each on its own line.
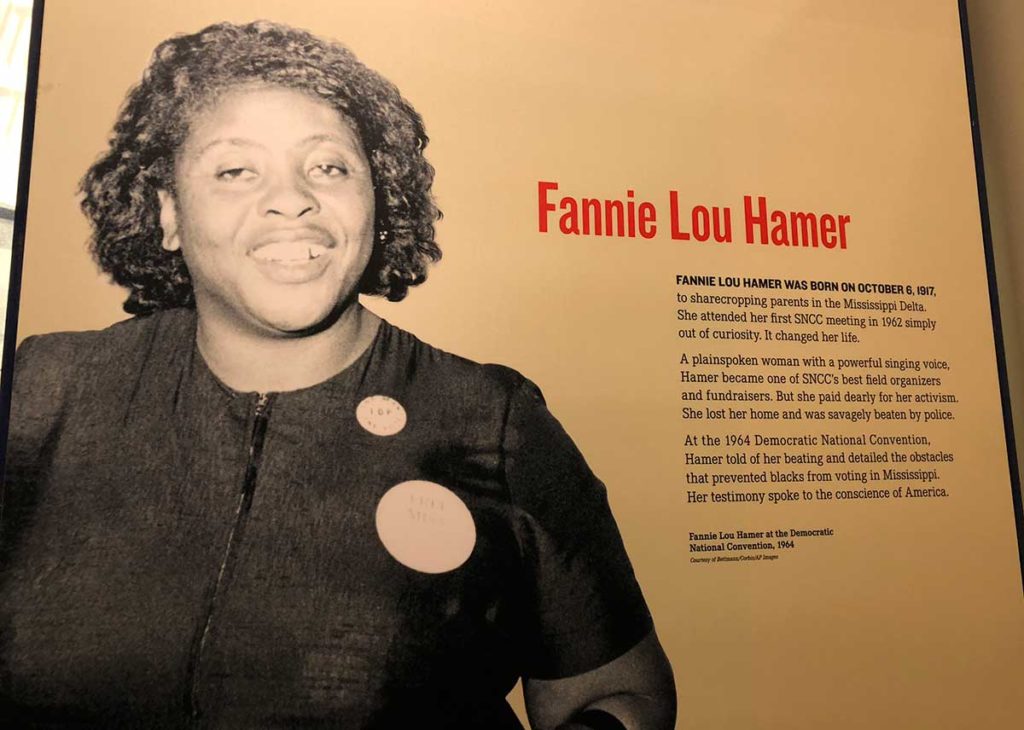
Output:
[0, 12, 675, 730]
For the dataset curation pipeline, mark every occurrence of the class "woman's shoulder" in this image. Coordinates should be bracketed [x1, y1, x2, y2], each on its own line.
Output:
[375, 320, 534, 404]
[11, 309, 195, 403]
[16, 309, 194, 364]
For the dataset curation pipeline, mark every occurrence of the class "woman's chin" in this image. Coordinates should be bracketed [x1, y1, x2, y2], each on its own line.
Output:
[249, 299, 349, 337]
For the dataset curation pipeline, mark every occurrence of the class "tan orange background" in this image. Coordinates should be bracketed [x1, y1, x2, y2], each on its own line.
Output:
[13, 1, 1024, 728]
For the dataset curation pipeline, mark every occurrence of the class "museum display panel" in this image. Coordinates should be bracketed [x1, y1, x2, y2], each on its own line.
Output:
[2, 2, 1022, 728]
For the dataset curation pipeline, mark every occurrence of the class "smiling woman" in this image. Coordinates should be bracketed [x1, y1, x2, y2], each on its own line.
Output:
[160, 86, 377, 339]
[157, 86, 380, 391]
[0, 20, 674, 730]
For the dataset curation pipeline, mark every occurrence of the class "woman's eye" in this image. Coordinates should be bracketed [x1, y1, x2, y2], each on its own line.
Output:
[309, 163, 348, 179]
[215, 167, 256, 182]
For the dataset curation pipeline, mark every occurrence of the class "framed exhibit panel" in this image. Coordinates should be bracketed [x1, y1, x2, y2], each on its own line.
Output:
[1, 1, 1022, 728]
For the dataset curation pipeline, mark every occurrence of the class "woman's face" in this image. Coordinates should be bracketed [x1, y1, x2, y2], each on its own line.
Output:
[159, 84, 376, 336]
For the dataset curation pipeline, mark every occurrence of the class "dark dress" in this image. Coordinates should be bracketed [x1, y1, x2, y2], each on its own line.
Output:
[0, 309, 651, 728]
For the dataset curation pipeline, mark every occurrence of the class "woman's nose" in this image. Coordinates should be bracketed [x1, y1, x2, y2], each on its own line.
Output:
[259, 172, 319, 218]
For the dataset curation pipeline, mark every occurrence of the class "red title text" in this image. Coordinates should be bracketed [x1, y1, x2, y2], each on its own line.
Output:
[537, 181, 851, 250]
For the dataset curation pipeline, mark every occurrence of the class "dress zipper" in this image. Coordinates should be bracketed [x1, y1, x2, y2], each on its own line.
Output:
[187, 392, 273, 724]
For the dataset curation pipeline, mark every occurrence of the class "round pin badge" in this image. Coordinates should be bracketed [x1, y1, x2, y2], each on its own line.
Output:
[356, 395, 407, 436]
[375, 480, 477, 574]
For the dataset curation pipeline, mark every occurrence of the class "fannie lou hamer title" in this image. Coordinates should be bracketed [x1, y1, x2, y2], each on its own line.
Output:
[537, 181, 852, 250]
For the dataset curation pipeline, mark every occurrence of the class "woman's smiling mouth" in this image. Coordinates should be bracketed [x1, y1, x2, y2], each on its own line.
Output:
[250, 239, 331, 263]
[248, 235, 335, 283]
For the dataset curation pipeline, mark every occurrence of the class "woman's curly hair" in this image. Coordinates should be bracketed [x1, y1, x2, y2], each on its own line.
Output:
[80, 20, 441, 314]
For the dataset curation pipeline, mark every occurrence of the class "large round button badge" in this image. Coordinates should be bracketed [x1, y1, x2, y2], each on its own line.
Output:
[356, 395, 407, 436]
[375, 480, 477, 574]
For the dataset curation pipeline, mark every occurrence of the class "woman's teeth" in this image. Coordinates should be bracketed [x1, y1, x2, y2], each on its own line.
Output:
[251, 241, 328, 262]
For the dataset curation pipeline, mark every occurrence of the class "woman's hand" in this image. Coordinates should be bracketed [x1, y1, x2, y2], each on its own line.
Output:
[524, 630, 676, 730]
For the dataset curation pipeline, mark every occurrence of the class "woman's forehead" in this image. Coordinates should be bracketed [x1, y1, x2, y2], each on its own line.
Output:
[178, 83, 365, 160]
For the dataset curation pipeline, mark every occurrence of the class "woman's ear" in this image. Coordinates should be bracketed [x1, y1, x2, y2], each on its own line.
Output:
[157, 190, 181, 252]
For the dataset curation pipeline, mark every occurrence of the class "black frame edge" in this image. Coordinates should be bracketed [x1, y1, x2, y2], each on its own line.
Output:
[0, 0, 45, 484]
[958, 0, 1024, 589]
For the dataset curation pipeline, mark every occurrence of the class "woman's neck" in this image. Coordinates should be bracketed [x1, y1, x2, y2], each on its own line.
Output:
[194, 303, 381, 393]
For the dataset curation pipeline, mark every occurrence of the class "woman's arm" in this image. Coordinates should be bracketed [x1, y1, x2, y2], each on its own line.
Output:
[523, 630, 676, 730]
